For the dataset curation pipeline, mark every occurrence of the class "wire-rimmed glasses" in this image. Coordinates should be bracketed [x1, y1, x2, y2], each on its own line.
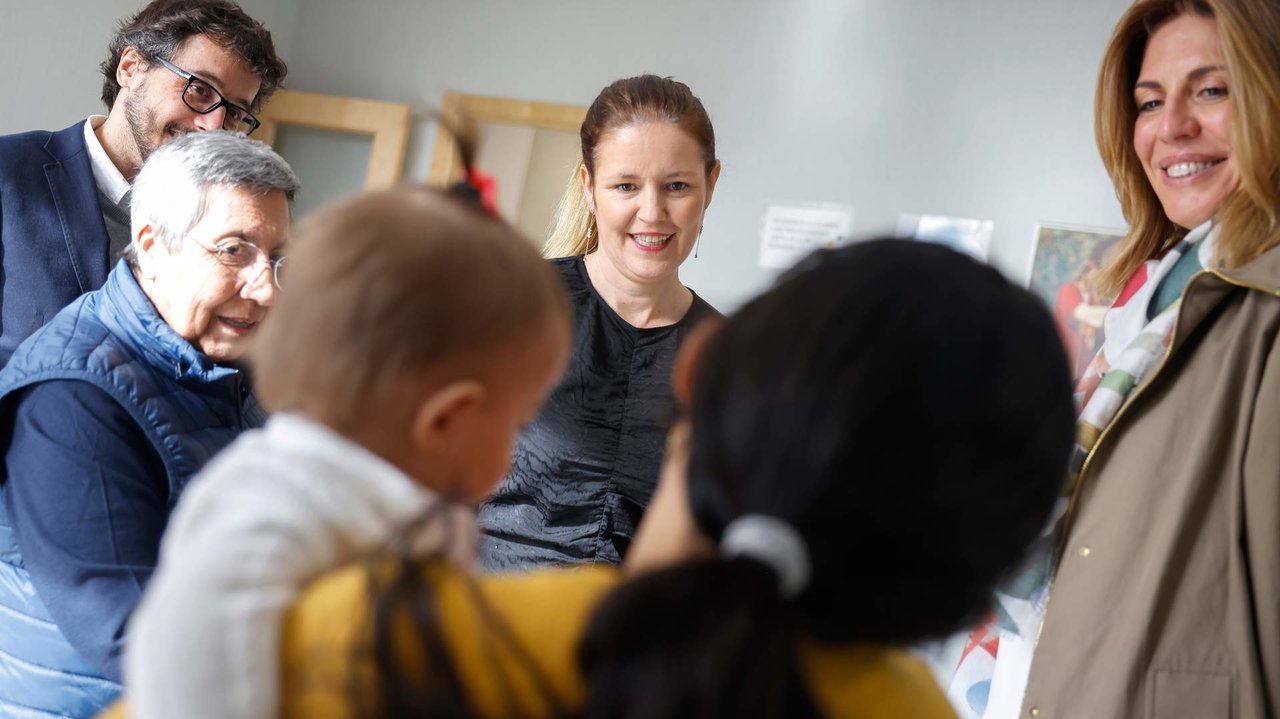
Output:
[188, 235, 286, 289]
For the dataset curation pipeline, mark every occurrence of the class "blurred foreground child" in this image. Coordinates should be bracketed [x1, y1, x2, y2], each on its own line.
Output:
[121, 186, 571, 719]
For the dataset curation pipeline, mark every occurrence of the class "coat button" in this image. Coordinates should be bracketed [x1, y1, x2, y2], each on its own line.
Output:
[1030, 708, 1040, 717]
[1079, 546, 1091, 557]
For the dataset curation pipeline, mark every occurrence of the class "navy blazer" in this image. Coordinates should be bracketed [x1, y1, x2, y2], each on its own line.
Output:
[0, 121, 111, 367]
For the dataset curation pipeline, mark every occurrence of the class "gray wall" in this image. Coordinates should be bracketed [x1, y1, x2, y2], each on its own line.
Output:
[0, 0, 295, 133]
[2, 0, 1133, 311]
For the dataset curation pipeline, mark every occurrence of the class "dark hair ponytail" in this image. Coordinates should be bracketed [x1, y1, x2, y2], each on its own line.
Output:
[358, 554, 473, 719]
[579, 239, 1074, 717]
[356, 507, 571, 719]
[579, 558, 821, 719]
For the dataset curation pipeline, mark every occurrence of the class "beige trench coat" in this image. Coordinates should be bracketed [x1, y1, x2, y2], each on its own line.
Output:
[1021, 242, 1280, 719]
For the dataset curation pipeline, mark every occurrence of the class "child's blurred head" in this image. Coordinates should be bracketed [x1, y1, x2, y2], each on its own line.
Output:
[251, 186, 570, 503]
[628, 239, 1075, 642]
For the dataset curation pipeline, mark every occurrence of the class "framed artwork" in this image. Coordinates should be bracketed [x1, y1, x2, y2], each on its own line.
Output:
[257, 89, 413, 216]
[1027, 223, 1127, 380]
[428, 92, 587, 244]
[258, 89, 412, 189]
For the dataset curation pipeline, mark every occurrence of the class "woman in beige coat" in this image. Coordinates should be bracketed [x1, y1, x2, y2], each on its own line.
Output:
[949, 1, 1280, 717]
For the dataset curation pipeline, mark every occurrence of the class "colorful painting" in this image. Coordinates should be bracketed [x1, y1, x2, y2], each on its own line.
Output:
[1027, 223, 1126, 380]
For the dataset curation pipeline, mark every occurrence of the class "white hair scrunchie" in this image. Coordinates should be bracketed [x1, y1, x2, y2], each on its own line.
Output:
[719, 514, 812, 599]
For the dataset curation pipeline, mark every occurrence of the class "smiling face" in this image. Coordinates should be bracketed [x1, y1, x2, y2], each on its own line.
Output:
[135, 184, 288, 361]
[117, 34, 262, 166]
[1133, 13, 1239, 230]
[582, 121, 719, 288]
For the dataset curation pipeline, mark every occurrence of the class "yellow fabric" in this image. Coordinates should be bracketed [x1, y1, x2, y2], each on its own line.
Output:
[801, 643, 957, 718]
[102, 563, 956, 718]
[98, 564, 610, 719]
[280, 563, 956, 719]
[282, 563, 616, 719]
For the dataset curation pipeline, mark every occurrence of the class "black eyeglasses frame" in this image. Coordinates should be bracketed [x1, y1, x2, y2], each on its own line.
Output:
[155, 56, 261, 136]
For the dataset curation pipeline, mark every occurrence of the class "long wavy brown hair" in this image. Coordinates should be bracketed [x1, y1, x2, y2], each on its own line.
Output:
[1094, 0, 1280, 293]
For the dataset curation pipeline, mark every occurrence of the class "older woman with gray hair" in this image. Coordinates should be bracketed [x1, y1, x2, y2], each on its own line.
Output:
[0, 130, 297, 718]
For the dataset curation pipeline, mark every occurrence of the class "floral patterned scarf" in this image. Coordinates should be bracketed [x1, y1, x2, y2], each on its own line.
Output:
[945, 221, 1216, 719]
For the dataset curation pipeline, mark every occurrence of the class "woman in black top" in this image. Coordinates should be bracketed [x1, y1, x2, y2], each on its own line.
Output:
[479, 75, 721, 569]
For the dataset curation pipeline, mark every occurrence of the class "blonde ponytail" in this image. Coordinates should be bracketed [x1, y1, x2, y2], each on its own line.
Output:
[542, 162, 598, 258]
[544, 76, 716, 259]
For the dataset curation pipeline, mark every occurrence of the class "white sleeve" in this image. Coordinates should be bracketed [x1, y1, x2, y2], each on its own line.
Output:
[123, 445, 440, 719]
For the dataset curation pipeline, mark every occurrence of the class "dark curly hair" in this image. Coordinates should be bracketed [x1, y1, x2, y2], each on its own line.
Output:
[99, 0, 286, 111]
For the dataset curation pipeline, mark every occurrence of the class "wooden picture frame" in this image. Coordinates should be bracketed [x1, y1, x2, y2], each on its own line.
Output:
[426, 92, 587, 243]
[427, 92, 586, 187]
[257, 89, 412, 190]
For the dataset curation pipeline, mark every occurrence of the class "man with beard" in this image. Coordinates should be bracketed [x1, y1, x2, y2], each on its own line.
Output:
[0, 0, 286, 366]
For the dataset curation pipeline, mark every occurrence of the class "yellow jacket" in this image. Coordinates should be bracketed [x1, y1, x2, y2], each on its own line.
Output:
[103, 563, 955, 718]
[279, 563, 956, 719]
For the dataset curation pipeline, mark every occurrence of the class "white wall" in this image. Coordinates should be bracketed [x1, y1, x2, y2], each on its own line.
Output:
[1, 0, 144, 132]
[0, 0, 296, 134]
[280, 0, 1134, 310]
[2, 0, 1134, 311]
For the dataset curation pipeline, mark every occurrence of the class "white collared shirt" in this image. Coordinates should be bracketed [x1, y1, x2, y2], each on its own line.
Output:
[82, 115, 131, 209]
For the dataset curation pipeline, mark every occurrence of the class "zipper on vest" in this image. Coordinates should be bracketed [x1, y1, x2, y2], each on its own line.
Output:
[1033, 268, 1212, 652]
[234, 374, 245, 426]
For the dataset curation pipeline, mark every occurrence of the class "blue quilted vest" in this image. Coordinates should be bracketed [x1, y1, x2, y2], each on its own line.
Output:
[0, 261, 265, 718]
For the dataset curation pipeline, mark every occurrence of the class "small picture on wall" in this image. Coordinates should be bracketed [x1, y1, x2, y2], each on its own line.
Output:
[896, 213, 995, 261]
[1027, 223, 1127, 380]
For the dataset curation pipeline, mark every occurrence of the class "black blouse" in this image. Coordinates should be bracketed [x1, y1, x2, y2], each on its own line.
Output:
[478, 256, 718, 569]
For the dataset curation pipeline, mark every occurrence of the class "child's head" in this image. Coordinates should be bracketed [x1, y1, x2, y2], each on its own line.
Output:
[586, 239, 1074, 716]
[688, 238, 1073, 637]
[251, 186, 570, 502]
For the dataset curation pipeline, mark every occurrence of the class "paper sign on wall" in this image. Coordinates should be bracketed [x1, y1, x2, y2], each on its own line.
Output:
[896, 213, 994, 261]
[758, 204, 855, 269]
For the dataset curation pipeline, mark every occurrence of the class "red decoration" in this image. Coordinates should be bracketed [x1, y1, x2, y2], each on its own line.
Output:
[466, 167, 500, 217]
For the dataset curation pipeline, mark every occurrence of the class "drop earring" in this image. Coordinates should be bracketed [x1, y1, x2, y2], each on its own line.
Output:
[694, 225, 704, 258]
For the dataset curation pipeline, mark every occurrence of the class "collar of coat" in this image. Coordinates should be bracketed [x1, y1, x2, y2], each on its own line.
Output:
[1214, 234, 1280, 296]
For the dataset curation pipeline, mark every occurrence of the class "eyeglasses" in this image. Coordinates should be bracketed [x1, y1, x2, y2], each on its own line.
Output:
[188, 235, 286, 289]
[155, 57, 261, 135]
